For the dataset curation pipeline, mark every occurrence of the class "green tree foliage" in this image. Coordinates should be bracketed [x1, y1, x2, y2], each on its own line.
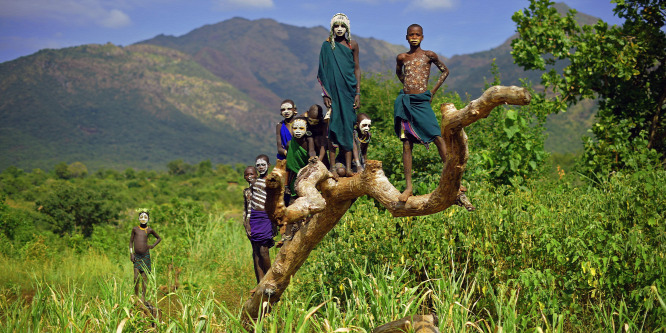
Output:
[464, 61, 549, 186]
[511, 0, 665, 177]
[53, 162, 71, 180]
[167, 159, 194, 176]
[67, 162, 88, 178]
[36, 181, 120, 237]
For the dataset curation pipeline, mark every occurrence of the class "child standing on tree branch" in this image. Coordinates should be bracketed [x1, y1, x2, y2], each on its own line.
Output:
[394, 24, 450, 202]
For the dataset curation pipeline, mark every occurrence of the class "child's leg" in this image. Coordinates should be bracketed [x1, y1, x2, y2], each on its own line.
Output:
[432, 136, 448, 162]
[399, 140, 414, 202]
[133, 268, 140, 296]
[251, 243, 261, 284]
[257, 245, 272, 281]
[344, 149, 353, 176]
[140, 272, 148, 302]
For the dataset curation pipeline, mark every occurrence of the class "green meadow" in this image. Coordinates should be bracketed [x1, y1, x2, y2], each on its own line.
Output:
[1, 158, 665, 331]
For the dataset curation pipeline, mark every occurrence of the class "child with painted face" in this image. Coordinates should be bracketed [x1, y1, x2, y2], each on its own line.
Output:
[286, 116, 316, 199]
[306, 104, 328, 164]
[318, 13, 361, 178]
[242, 166, 257, 238]
[276, 99, 298, 161]
[394, 24, 451, 202]
[129, 211, 162, 303]
[352, 113, 372, 173]
[248, 155, 274, 286]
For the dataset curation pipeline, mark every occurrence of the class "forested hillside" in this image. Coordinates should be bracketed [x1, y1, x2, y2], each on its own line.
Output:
[0, 43, 273, 171]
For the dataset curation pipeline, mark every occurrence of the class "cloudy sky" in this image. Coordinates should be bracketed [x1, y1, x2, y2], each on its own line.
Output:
[0, 0, 623, 63]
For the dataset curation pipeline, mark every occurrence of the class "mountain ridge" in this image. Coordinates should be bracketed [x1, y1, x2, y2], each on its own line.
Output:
[0, 3, 601, 171]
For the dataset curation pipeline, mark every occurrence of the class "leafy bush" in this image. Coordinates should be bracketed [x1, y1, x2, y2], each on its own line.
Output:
[35, 181, 120, 237]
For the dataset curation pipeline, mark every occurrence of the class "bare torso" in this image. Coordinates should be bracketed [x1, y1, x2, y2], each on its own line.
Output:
[130, 226, 159, 255]
[401, 51, 432, 94]
[396, 49, 449, 96]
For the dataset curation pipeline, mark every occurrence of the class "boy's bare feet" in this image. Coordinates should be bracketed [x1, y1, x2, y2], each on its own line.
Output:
[398, 186, 412, 202]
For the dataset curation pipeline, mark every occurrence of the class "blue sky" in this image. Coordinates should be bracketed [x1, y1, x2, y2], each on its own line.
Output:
[0, 0, 623, 64]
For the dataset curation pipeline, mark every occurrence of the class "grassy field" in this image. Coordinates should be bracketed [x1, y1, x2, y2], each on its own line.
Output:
[1, 167, 665, 331]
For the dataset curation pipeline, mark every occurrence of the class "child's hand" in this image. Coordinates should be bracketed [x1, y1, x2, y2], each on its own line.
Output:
[131, 253, 135, 262]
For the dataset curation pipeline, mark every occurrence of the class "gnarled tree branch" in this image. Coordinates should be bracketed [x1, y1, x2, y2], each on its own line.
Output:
[242, 86, 531, 321]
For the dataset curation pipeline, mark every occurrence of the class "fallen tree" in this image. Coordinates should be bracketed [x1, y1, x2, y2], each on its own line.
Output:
[242, 85, 532, 321]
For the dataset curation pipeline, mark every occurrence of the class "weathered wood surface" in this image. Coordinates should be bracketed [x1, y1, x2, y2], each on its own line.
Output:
[242, 86, 531, 320]
[373, 314, 439, 333]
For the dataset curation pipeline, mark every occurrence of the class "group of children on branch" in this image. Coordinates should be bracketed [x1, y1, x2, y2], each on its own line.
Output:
[238, 13, 457, 289]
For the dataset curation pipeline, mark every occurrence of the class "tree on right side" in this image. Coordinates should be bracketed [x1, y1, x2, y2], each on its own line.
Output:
[511, 0, 665, 178]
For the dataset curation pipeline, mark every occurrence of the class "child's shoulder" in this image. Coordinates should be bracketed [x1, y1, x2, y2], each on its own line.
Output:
[423, 49, 438, 59]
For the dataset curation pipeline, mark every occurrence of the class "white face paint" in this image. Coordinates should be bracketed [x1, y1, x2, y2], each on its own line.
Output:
[292, 119, 307, 139]
[359, 119, 372, 134]
[333, 23, 347, 37]
[139, 212, 149, 224]
[255, 159, 268, 175]
[280, 103, 294, 119]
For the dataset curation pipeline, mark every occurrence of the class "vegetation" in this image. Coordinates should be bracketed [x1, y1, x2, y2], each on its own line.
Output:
[511, 0, 666, 178]
[1, 159, 664, 331]
[1, 3, 665, 328]
[0, 43, 273, 171]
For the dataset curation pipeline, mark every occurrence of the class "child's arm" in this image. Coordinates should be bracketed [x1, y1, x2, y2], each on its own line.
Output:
[129, 228, 135, 261]
[352, 140, 362, 171]
[276, 123, 287, 157]
[427, 51, 449, 99]
[308, 137, 316, 158]
[361, 141, 368, 163]
[243, 191, 251, 236]
[352, 40, 361, 109]
[148, 229, 162, 249]
[395, 54, 406, 84]
[317, 139, 327, 162]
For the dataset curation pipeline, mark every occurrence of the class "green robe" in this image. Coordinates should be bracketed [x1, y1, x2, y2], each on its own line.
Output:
[318, 40, 357, 151]
[286, 139, 309, 194]
[393, 90, 441, 144]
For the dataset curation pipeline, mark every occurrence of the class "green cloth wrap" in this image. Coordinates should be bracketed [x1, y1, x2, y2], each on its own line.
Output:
[393, 90, 441, 144]
[286, 139, 309, 194]
[318, 40, 357, 151]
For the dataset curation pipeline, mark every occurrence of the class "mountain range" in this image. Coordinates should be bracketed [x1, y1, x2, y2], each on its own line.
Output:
[0, 3, 598, 171]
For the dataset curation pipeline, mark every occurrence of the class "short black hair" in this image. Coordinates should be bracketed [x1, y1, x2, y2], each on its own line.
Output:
[292, 116, 309, 128]
[244, 165, 257, 172]
[280, 99, 296, 110]
[407, 24, 423, 33]
[307, 104, 324, 120]
[139, 211, 150, 218]
[356, 113, 370, 123]
[255, 154, 270, 164]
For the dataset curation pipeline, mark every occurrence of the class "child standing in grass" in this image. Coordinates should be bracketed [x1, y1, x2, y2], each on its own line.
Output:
[130, 210, 162, 303]
[247, 155, 274, 290]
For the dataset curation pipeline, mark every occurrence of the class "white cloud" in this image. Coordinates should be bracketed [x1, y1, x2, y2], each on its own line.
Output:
[0, 0, 132, 28]
[411, 0, 456, 10]
[213, 0, 274, 10]
[100, 9, 131, 28]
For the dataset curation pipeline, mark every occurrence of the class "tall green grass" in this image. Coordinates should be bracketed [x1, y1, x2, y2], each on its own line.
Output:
[1, 170, 665, 331]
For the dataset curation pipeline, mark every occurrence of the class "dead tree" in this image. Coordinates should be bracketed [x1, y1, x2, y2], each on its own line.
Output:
[242, 86, 531, 320]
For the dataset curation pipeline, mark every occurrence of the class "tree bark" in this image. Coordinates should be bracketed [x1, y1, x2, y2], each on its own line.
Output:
[373, 314, 439, 333]
[242, 85, 531, 320]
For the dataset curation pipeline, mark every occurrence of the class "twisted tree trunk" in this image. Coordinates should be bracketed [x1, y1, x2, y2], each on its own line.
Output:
[242, 86, 531, 320]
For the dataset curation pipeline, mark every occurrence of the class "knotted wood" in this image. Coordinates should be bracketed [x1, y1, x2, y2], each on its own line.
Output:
[242, 86, 531, 320]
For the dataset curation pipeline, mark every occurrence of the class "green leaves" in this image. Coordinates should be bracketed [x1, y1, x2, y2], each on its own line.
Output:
[512, 0, 666, 178]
